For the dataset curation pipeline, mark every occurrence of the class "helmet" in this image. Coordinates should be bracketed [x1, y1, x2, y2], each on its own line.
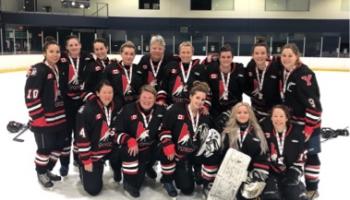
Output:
[7, 121, 25, 133]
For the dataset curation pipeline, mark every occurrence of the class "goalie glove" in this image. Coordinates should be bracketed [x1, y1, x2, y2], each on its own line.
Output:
[241, 169, 268, 199]
[196, 128, 221, 157]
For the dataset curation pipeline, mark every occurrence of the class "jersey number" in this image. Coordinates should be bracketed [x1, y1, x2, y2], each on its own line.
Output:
[27, 89, 39, 99]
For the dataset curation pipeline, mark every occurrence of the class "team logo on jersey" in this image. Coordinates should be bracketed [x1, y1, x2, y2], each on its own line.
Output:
[172, 76, 184, 96]
[112, 69, 119, 74]
[210, 73, 218, 79]
[136, 122, 150, 142]
[95, 66, 101, 71]
[99, 122, 110, 142]
[177, 124, 190, 145]
[177, 114, 184, 120]
[301, 74, 312, 86]
[96, 113, 102, 120]
[131, 114, 137, 120]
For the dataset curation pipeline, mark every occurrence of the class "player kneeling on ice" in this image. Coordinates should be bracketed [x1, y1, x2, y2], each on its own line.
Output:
[210, 102, 269, 200]
[158, 81, 222, 198]
[76, 80, 121, 196]
[113, 85, 167, 198]
[260, 105, 308, 200]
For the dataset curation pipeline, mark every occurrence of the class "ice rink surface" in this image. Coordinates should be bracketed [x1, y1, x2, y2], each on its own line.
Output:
[0, 71, 349, 200]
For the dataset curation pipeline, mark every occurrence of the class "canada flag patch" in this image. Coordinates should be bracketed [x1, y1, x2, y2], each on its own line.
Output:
[210, 73, 218, 79]
[131, 114, 137, 120]
[178, 114, 184, 120]
[171, 69, 177, 74]
[112, 69, 119, 74]
[96, 113, 102, 120]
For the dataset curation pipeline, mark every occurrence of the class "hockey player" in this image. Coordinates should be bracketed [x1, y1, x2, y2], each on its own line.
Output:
[221, 102, 270, 200]
[25, 39, 66, 188]
[75, 80, 120, 196]
[57, 35, 93, 176]
[261, 105, 308, 200]
[244, 42, 282, 121]
[85, 38, 113, 93]
[137, 35, 176, 179]
[105, 41, 146, 111]
[157, 41, 208, 108]
[114, 85, 166, 198]
[159, 81, 221, 198]
[205, 44, 245, 128]
[279, 43, 322, 199]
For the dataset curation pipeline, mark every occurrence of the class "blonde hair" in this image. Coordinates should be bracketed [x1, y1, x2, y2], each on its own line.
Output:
[223, 102, 268, 154]
[150, 35, 166, 47]
[139, 84, 157, 97]
[120, 41, 136, 54]
[179, 41, 194, 52]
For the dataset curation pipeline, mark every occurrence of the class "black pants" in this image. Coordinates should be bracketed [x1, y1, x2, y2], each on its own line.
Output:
[60, 98, 83, 167]
[79, 147, 120, 196]
[304, 128, 321, 191]
[262, 173, 308, 200]
[115, 145, 152, 189]
[33, 129, 65, 174]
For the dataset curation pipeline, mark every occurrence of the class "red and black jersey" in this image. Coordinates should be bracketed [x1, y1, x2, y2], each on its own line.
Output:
[85, 55, 115, 93]
[244, 58, 282, 119]
[58, 52, 94, 102]
[157, 59, 207, 105]
[76, 99, 118, 165]
[105, 61, 147, 111]
[25, 62, 66, 133]
[206, 62, 245, 117]
[261, 119, 306, 175]
[114, 102, 166, 151]
[159, 103, 212, 159]
[138, 53, 176, 92]
[279, 64, 322, 133]
[222, 126, 270, 174]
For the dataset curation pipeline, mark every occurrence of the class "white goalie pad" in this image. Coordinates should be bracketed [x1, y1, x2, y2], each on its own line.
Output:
[207, 148, 251, 200]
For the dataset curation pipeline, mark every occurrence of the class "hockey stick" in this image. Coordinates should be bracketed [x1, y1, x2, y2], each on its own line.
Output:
[13, 125, 29, 142]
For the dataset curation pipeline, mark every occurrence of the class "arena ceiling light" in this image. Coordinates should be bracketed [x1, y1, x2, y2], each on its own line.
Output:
[61, 0, 90, 9]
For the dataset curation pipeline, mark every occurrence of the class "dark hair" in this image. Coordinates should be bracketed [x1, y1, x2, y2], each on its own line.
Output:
[219, 44, 233, 56]
[190, 81, 210, 96]
[270, 104, 291, 125]
[96, 79, 113, 93]
[139, 84, 157, 97]
[251, 42, 269, 55]
[43, 36, 58, 52]
[93, 38, 108, 48]
[65, 35, 80, 47]
[120, 41, 136, 54]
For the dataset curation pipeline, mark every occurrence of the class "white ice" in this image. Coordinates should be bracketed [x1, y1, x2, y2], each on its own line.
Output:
[0, 71, 349, 200]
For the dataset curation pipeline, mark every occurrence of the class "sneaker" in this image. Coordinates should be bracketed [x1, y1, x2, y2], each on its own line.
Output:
[306, 190, 319, 200]
[59, 165, 69, 177]
[124, 182, 140, 198]
[146, 166, 157, 179]
[37, 173, 53, 188]
[203, 183, 213, 199]
[47, 170, 62, 181]
[163, 182, 178, 197]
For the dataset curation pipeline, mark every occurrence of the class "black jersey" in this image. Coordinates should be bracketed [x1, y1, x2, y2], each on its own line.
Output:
[279, 64, 322, 135]
[245, 59, 282, 118]
[206, 62, 245, 117]
[25, 62, 66, 133]
[114, 102, 166, 151]
[76, 99, 118, 165]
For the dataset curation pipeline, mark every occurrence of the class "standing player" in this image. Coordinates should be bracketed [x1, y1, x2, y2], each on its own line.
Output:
[105, 41, 146, 111]
[114, 85, 166, 198]
[245, 42, 282, 121]
[25, 39, 66, 188]
[58, 35, 92, 176]
[279, 43, 322, 199]
[205, 44, 245, 127]
[157, 41, 208, 107]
